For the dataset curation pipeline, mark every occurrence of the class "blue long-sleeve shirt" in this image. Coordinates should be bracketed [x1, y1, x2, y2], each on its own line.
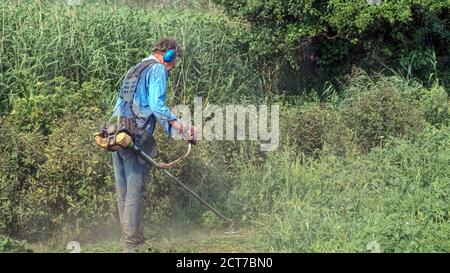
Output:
[113, 55, 177, 137]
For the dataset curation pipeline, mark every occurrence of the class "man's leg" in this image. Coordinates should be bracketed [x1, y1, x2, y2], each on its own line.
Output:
[112, 151, 127, 234]
[121, 150, 151, 251]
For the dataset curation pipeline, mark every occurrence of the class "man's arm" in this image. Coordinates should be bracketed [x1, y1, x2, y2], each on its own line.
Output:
[147, 64, 181, 137]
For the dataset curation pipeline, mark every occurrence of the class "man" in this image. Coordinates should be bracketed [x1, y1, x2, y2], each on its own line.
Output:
[111, 38, 193, 252]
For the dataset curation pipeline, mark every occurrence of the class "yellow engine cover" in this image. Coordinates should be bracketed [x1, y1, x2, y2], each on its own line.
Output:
[94, 132, 133, 151]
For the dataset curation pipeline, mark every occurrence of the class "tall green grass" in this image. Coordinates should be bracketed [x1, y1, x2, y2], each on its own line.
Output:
[0, 0, 266, 114]
[229, 125, 450, 252]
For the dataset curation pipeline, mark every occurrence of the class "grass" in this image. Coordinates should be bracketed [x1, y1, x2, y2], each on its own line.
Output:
[229, 125, 450, 252]
[27, 222, 261, 253]
[0, 0, 267, 114]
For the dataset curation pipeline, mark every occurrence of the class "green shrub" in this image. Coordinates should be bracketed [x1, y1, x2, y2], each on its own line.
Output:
[8, 78, 110, 134]
[419, 85, 450, 127]
[0, 119, 47, 239]
[281, 104, 328, 157]
[0, 117, 117, 241]
[32, 118, 117, 240]
[0, 235, 33, 253]
[281, 103, 357, 157]
[341, 76, 426, 152]
[0, 78, 116, 241]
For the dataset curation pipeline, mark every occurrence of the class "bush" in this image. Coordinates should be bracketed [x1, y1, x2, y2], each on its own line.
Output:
[8, 78, 110, 134]
[281, 103, 357, 157]
[0, 235, 32, 253]
[0, 118, 47, 239]
[0, 77, 115, 241]
[341, 76, 426, 152]
[278, 72, 435, 157]
[0, 116, 117, 241]
[32, 118, 117, 240]
[420, 85, 450, 127]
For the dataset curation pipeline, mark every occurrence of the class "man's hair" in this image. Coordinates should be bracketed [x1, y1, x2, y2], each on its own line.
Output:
[152, 38, 183, 58]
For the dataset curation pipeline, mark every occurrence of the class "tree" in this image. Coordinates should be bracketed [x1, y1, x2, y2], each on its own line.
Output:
[214, 0, 450, 88]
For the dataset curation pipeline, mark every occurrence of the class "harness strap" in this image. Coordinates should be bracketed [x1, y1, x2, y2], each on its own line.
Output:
[117, 59, 160, 136]
[120, 59, 159, 103]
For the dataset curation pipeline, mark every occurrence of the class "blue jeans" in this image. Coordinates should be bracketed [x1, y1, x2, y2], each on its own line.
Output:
[112, 135, 156, 250]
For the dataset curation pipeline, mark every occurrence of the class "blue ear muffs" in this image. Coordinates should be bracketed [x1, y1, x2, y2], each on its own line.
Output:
[163, 49, 176, 62]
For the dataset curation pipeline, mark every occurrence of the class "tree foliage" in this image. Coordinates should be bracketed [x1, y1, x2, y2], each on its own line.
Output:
[215, 0, 450, 87]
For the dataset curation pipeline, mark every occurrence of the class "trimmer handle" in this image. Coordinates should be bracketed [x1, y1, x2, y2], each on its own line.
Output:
[188, 139, 197, 145]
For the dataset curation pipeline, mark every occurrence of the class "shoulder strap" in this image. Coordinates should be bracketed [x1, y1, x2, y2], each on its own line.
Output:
[127, 59, 159, 81]
[120, 59, 159, 103]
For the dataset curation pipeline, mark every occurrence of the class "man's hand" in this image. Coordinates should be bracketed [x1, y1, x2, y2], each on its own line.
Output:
[187, 126, 196, 141]
[182, 124, 196, 141]
[169, 120, 196, 140]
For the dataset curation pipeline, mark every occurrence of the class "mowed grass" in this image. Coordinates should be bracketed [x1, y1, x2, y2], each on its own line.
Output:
[28, 223, 261, 253]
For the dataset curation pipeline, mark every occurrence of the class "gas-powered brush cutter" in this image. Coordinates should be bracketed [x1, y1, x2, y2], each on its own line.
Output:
[94, 117, 235, 232]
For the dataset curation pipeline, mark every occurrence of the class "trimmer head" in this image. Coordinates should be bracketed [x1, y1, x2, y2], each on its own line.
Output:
[224, 220, 239, 234]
